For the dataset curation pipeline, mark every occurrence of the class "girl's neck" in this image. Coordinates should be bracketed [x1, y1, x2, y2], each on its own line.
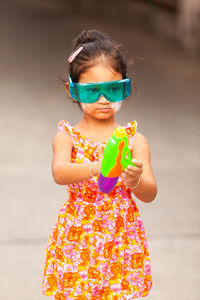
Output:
[75, 115, 120, 143]
[78, 115, 119, 132]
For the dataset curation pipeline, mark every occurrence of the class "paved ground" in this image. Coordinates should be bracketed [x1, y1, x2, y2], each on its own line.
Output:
[1, 0, 200, 299]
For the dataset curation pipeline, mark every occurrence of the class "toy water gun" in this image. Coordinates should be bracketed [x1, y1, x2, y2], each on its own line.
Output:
[98, 127, 135, 193]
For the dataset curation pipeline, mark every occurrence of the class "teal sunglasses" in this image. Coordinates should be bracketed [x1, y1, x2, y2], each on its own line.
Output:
[68, 76, 131, 103]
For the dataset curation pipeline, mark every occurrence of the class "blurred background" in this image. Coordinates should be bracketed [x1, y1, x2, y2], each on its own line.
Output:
[1, 0, 200, 299]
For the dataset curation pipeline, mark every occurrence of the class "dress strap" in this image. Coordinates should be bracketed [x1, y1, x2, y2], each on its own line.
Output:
[58, 120, 77, 145]
[58, 120, 73, 133]
[125, 120, 137, 147]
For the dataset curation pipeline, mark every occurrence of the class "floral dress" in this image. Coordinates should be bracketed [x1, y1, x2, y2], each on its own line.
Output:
[42, 120, 152, 300]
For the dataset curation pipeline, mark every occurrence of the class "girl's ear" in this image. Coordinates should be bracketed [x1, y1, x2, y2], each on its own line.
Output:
[65, 82, 78, 102]
[65, 82, 70, 95]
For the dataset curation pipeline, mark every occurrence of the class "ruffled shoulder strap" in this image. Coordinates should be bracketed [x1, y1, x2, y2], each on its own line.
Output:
[58, 120, 78, 145]
[125, 120, 137, 147]
[58, 120, 73, 133]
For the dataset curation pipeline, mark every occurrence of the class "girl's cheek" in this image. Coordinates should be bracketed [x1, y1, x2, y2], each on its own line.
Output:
[110, 101, 122, 113]
[80, 103, 91, 112]
[80, 103, 86, 111]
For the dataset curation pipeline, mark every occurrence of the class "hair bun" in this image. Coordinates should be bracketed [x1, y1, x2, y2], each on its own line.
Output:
[73, 29, 108, 49]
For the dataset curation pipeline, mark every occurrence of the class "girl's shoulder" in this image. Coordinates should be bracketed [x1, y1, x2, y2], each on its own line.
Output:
[57, 120, 78, 140]
[58, 120, 73, 133]
[57, 120, 98, 145]
[52, 120, 75, 148]
[133, 131, 151, 157]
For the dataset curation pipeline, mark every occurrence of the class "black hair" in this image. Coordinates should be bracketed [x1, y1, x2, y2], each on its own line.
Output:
[69, 29, 127, 82]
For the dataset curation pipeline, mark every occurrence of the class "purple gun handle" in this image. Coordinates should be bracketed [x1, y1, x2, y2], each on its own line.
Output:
[98, 173, 118, 193]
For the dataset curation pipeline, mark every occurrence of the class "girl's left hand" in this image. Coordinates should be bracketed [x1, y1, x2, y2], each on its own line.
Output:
[122, 159, 143, 188]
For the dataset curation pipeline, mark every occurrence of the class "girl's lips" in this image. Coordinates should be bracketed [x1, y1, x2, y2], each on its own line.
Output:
[97, 107, 111, 112]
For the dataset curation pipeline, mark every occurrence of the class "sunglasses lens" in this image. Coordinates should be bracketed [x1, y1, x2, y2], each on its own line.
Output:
[104, 82, 124, 102]
[81, 86, 100, 103]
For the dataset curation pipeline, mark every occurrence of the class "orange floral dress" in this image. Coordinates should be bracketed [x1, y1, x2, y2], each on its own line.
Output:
[42, 120, 152, 300]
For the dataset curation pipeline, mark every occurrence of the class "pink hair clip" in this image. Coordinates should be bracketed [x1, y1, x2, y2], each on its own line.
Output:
[68, 46, 83, 63]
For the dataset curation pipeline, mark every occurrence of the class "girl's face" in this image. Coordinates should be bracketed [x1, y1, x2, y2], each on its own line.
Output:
[78, 64, 123, 118]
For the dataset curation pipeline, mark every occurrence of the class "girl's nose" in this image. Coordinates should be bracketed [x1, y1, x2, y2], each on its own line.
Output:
[97, 95, 110, 104]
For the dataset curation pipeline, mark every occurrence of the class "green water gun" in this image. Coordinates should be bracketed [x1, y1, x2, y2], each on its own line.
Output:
[98, 127, 135, 193]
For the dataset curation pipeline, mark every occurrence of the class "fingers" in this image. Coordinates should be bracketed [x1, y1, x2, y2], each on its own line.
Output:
[124, 159, 143, 176]
[131, 159, 143, 168]
[124, 166, 143, 176]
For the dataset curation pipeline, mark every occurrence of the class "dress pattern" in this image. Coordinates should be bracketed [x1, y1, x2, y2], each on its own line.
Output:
[42, 120, 152, 300]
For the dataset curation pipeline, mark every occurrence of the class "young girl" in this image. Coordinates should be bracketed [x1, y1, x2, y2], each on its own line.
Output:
[42, 29, 157, 300]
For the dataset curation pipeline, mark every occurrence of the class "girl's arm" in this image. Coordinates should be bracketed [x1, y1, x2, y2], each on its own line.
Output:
[52, 131, 100, 185]
[122, 132, 157, 203]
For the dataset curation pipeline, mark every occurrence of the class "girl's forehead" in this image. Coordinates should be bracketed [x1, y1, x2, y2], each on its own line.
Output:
[79, 63, 122, 84]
